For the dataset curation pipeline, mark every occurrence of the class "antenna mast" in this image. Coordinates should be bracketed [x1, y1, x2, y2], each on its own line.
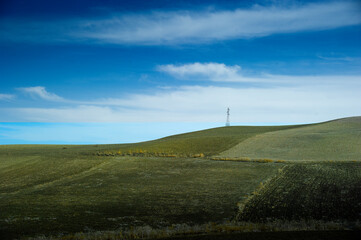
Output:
[226, 108, 230, 127]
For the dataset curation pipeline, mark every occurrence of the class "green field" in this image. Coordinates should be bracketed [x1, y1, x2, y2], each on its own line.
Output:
[0, 117, 361, 239]
[220, 117, 361, 161]
[0, 152, 280, 239]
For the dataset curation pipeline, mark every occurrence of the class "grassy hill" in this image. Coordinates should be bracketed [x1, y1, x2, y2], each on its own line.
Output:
[4, 117, 359, 161]
[90, 116, 361, 161]
[92, 124, 307, 157]
[219, 117, 361, 161]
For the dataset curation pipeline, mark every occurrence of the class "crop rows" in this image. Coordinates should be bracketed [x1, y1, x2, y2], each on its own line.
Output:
[237, 162, 361, 222]
[95, 149, 205, 158]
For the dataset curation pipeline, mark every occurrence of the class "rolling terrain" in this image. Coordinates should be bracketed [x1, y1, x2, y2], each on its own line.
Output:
[0, 117, 360, 239]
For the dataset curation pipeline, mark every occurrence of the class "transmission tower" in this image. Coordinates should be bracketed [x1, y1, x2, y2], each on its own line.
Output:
[226, 108, 230, 127]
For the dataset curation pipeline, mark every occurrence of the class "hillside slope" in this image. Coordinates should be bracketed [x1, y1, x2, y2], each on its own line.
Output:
[1, 117, 359, 160]
[98, 124, 307, 157]
[219, 117, 361, 161]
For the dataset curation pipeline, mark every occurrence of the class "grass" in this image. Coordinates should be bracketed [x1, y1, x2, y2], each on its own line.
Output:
[27, 220, 361, 240]
[1, 116, 361, 239]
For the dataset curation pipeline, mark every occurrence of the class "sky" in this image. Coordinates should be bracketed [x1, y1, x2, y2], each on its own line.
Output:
[0, 0, 361, 144]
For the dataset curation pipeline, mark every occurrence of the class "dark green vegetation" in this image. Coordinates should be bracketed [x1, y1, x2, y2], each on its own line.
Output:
[153, 231, 361, 240]
[0, 117, 360, 239]
[237, 163, 361, 222]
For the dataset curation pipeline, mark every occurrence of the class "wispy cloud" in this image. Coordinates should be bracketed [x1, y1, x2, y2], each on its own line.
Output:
[69, 1, 361, 45]
[4, 63, 361, 123]
[317, 55, 358, 62]
[1, 1, 360, 45]
[18, 86, 65, 102]
[4, 75, 361, 123]
[0, 94, 15, 101]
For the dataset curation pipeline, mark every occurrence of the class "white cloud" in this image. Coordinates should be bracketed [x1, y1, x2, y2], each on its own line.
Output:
[157, 63, 251, 82]
[1, 1, 360, 45]
[0, 94, 15, 101]
[18, 86, 65, 102]
[5, 67, 361, 123]
[157, 63, 361, 84]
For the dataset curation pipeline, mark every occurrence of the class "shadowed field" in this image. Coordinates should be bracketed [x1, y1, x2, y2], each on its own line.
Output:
[0, 153, 280, 239]
[237, 162, 361, 222]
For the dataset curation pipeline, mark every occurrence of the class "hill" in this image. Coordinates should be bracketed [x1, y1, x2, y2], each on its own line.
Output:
[93, 124, 307, 157]
[219, 117, 361, 161]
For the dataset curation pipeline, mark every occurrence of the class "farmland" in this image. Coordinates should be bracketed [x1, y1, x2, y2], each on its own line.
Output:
[0, 154, 280, 239]
[0, 117, 361, 239]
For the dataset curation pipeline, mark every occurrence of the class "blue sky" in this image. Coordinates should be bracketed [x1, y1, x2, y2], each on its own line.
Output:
[0, 0, 361, 144]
